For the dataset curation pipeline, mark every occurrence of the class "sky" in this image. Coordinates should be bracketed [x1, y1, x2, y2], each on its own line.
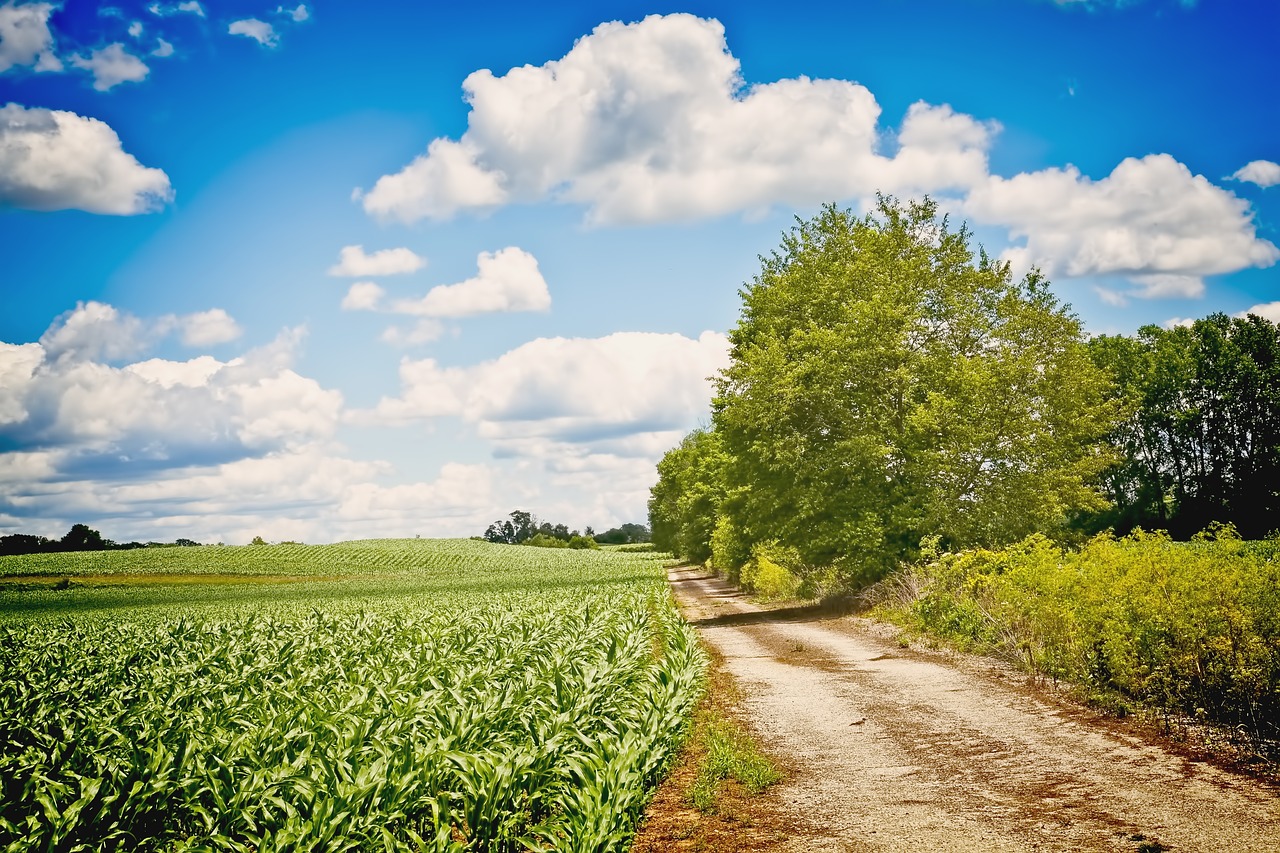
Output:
[0, 0, 1277, 545]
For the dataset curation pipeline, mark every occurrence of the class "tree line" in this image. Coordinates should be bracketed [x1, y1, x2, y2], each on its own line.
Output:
[649, 196, 1279, 592]
[481, 511, 650, 549]
[0, 524, 203, 557]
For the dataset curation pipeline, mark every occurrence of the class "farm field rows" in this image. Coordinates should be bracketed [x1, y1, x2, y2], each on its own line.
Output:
[0, 540, 704, 852]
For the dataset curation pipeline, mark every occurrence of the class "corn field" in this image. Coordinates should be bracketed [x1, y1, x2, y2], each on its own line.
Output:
[0, 540, 704, 851]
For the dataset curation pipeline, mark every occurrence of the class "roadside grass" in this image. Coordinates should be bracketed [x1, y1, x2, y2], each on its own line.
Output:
[689, 715, 782, 811]
[632, 643, 791, 853]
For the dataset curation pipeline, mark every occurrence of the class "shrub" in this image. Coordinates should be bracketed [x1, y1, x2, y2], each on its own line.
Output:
[879, 526, 1280, 751]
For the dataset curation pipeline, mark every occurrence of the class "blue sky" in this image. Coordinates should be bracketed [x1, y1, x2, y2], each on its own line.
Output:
[1, 0, 1277, 544]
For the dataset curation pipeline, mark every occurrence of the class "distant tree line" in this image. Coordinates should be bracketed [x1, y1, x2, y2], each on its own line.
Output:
[649, 197, 1280, 594]
[1082, 313, 1280, 539]
[481, 511, 650, 549]
[0, 524, 203, 557]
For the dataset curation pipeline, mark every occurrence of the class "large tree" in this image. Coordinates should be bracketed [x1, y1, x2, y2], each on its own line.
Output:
[708, 197, 1115, 583]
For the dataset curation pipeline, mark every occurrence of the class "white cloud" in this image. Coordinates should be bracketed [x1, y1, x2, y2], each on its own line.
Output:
[0, 104, 173, 213]
[0, 1, 62, 73]
[1, 303, 514, 544]
[328, 244, 425, 277]
[360, 14, 995, 225]
[176, 308, 243, 346]
[0, 342, 43, 425]
[278, 4, 308, 22]
[359, 12, 1276, 296]
[70, 43, 149, 91]
[39, 302, 242, 363]
[359, 138, 509, 223]
[1163, 317, 1196, 329]
[341, 282, 385, 311]
[7, 321, 340, 460]
[40, 301, 151, 363]
[1237, 302, 1280, 323]
[964, 154, 1279, 296]
[128, 20, 143, 38]
[366, 330, 730, 448]
[152, 38, 173, 58]
[348, 330, 729, 531]
[391, 247, 550, 318]
[229, 18, 279, 48]
[1230, 160, 1280, 189]
[149, 2, 203, 17]
[380, 319, 445, 347]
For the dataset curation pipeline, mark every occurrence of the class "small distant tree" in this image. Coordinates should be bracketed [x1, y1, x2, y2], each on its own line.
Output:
[484, 510, 540, 544]
[250, 536, 268, 546]
[61, 524, 107, 552]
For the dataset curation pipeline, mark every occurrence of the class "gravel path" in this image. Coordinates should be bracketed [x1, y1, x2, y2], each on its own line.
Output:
[669, 563, 1280, 852]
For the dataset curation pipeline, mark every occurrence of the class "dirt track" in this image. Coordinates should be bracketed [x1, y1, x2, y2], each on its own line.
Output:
[668, 564, 1280, 852]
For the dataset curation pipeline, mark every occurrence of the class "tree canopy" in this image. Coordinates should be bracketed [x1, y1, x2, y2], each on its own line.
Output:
[653, 197, 1117, 586]
[1083, 313, 1280, 539]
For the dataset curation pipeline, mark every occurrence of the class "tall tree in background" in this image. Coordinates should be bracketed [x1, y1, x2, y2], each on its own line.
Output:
[1085, 313, 1280, 538]
[700, 197, 1115, 584]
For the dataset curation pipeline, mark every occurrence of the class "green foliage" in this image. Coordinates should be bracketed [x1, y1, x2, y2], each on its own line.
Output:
[1083, 313, 1280, 539]
[712, 196, 1114, 581]
[0, 539, 706, 850]
[688, 717, 781, 813]
[648, 429, 728, 565]
[739, 542, 803, 601]
[880, 527, 1280, 750]
[592, 524, 651, 546]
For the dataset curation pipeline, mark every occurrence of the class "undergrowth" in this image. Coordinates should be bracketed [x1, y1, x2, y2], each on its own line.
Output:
[870, 526, 1280, 761]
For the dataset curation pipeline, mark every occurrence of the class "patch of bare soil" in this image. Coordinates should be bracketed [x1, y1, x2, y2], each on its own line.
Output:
[654, 564, 1280, 852]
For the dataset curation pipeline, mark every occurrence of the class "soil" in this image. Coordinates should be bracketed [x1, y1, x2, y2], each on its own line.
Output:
[636, 564, 1280, 852]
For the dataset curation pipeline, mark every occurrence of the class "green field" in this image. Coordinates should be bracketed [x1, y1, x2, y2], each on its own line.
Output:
[0, 539, 705, 852]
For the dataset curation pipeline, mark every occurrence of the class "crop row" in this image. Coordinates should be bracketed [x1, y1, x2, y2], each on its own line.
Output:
[0, 545, 703, 851]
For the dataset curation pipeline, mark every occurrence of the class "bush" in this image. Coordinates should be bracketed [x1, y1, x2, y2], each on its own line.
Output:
[878, 526, 1280, 751]
[740, 542, 803, 601]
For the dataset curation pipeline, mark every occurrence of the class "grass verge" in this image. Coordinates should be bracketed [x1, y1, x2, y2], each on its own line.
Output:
[631, 643, 791, 853]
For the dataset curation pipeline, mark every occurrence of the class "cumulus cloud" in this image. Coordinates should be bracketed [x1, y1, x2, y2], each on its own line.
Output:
[2, 328, 339, 471]
[0, 103, 173, 214]
[1238, 302, 1280, 323]
[341, 282, 385, 311]
[346, 330, 729, 529]
[39, 301, 152, 363]
[174, 308, 243, 346]
[229, 18, 278, 47]
[152, 38, 173, 58]
[360, 13, 996, 225]
[1230, 160, 1280, 188]
[0, 1, 62, 73]
[358, 12, 1276, 295]
[366, 330, 729, 446]
[38, 301, 243, 364]
[70, 43, 149, 90]
[391, 247, 550, 319]
[328, 244, 425, 277]
[964, 154, 1279, 297]
[278, 4, 308, 22]
[128, 20, 143, 38]
[148, 1, 203, 17]
[1, 308, 502, 544]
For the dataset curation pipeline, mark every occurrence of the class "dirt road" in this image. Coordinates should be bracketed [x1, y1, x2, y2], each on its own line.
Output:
[667, 564, 1280, 852]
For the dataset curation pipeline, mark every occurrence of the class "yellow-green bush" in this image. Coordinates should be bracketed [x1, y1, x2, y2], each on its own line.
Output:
[740, 542, 803, 601]
[879, 526, 1280, 751]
